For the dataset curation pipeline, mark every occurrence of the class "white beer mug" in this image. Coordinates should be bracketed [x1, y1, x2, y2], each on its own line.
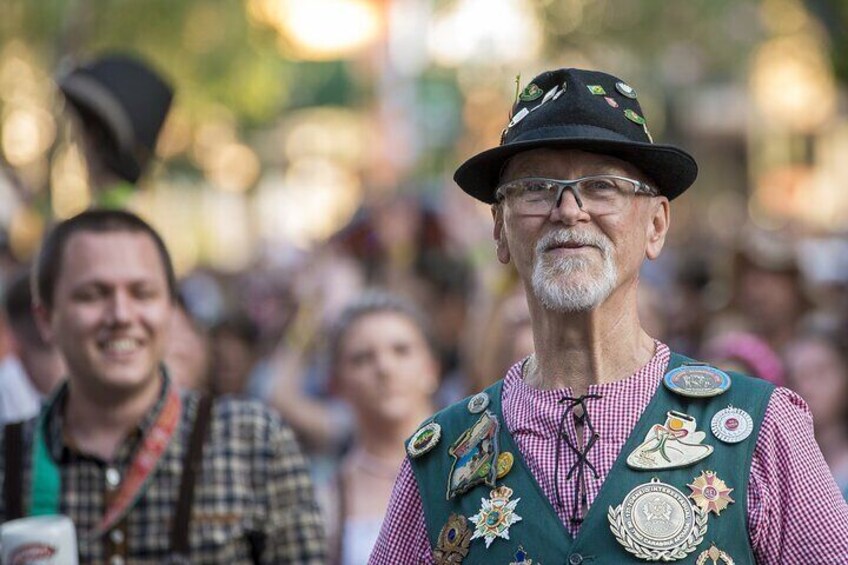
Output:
[0, 515, 78, 564]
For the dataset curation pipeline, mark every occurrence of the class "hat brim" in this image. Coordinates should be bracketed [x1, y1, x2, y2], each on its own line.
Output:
[454, 128, 698, 204]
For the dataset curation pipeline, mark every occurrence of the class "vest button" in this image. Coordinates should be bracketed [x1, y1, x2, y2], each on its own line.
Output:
[568, 554, 584, 565]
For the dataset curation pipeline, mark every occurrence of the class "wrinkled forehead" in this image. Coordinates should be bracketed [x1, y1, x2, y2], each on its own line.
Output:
[500, 148, 651, 183]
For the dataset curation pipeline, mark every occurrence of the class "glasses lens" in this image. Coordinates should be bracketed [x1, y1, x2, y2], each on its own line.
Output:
[574, 176, 636, 214]
[498, 179, 557, 213]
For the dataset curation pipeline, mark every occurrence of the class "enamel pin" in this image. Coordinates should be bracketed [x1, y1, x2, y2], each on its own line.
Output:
[587, 84, 607, 95]
[433, 513, 472, 564]
[627, 411, 714, 470]
[696, 544, 735, 565]
[608, 478, 708, 561]
[688, 470, 734, 516]
[469, 485, 522, 548]
[467, 392, 490, 414]
[711, 406, 753, 443]
[496, 451, 514, 479]
[624, 108, 646, 125]
[615, 81, 638, 98]
[663, 365, 731, 398]
[604, 96, 619, 108]
[519, 83, 543, 101]
[446, 411, 499, 499]
[508, 546, 534, 565]
[408, 422, 441, 458]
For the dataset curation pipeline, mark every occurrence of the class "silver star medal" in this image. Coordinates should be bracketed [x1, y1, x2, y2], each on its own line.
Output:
[469, 485, 522, 548]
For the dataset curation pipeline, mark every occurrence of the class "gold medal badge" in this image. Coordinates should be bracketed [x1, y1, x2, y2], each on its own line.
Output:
[433, 513, 472, 564]
[696, 544, 735, 564]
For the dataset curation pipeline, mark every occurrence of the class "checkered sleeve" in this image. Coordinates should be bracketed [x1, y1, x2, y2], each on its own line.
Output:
[251, 406, 327, 564]
[369, 457, 433, 565]
[748, 387, 848, 563]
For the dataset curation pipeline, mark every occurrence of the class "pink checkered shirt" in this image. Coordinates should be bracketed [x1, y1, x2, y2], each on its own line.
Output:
[369, 342, 848, 564]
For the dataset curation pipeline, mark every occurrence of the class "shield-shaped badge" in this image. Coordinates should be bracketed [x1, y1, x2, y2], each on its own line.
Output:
[446, 411, 500, 499]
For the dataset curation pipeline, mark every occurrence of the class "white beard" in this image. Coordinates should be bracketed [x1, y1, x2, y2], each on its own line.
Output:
[531, 229, 617, 312]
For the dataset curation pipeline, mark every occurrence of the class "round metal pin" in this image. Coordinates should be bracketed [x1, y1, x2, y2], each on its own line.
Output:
[496, 451, 514, 479]
[711, 406, 753, 443]
[663, 365, 731, 398]
[467, 392, 490, 414]
[615, 81, 638, 98]
[407, 422, 441, 458]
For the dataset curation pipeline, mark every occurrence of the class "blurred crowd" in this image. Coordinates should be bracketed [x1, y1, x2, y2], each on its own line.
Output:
[1, 52, 848, 563]
[1, 188, 847, 562]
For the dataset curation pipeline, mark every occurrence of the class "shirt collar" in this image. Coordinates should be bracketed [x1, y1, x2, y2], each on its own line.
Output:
[43, 368, 172, 463]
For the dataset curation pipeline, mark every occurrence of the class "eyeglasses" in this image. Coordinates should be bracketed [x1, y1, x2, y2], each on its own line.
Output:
[495, 175, 658, 216]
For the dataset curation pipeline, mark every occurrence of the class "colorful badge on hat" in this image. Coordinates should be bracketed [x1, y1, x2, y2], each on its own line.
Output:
[467, 392, 490, 414]
[496, 451, 514, 479]
[663, 365, 731, 398]
[509, 546, 535, 565]
[587, 84, 607, 95]
[604, 96, 619, 108]
[688, 470, 734, 516]
[624, 108, 646, 126]
[447, 411, 500, 499]
[469, 485, 522, 548]
[608, 477, 708, 561]
[408, 422, 441, 458]
[433, 513, 472, 564]
[696, 544, 735, 565]
[519, 83, 544, 102]
[615, 81, 638, 99]
[627, 410, 713, 470]
[711, 406, 753, 443]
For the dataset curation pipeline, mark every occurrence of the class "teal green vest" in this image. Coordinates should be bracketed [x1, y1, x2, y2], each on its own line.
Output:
[408, 353, 774, 564]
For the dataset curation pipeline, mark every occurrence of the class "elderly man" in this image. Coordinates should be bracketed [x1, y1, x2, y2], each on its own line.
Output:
[0, 209, 326, 563]
[370, 68, 848, 564]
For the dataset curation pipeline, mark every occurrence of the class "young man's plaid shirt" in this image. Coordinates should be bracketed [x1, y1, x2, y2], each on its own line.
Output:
[0, 377, 326, 564]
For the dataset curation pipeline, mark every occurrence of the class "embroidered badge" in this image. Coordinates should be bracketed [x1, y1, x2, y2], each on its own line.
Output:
[688, 470, 734, 516]
[407, 422, 441, 458]
[469, 485, 522, 548]
[433, 513, 472, 564]
[446, 411, 499, 499]
[627, 411, 713, 470]
[608, 478, 708, 561]
[711, 406, 753, 443]
[663, 365, 731, 398]
[696, 544, 735, 564]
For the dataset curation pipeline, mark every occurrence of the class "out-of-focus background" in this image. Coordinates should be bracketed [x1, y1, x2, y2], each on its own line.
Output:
[1, 0, 848, 559]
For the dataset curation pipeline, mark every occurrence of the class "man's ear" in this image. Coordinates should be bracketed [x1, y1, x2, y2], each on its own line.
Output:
[645, 197, 670, 261]
[492, 204, 511, 264]
[33, 302, 55, 345]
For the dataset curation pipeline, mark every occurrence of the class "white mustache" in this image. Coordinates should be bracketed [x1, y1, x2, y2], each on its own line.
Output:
[535, 230, 612, 255]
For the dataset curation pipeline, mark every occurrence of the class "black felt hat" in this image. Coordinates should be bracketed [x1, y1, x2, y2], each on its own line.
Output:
[454, 68, 698, 203]
[59, 54, 173, 183]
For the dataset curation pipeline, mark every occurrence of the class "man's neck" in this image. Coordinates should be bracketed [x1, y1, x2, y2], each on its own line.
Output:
[526, 284, 656, 396]
[63, 375, 164, 462]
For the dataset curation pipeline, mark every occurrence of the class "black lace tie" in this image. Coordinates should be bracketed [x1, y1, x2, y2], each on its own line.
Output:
[554, 394, 602, 524]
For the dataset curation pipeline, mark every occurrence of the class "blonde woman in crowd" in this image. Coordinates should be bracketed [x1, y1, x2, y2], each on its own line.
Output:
[321, 290, 439, 564]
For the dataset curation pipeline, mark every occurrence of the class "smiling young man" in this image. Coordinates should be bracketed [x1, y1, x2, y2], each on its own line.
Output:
[370, 68, 848, 564]
[0, 209, 326, 564]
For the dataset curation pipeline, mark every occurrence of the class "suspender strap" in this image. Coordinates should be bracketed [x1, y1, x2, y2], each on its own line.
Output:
[4, 422, 24, 520]
[169, 394, 213, 557]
